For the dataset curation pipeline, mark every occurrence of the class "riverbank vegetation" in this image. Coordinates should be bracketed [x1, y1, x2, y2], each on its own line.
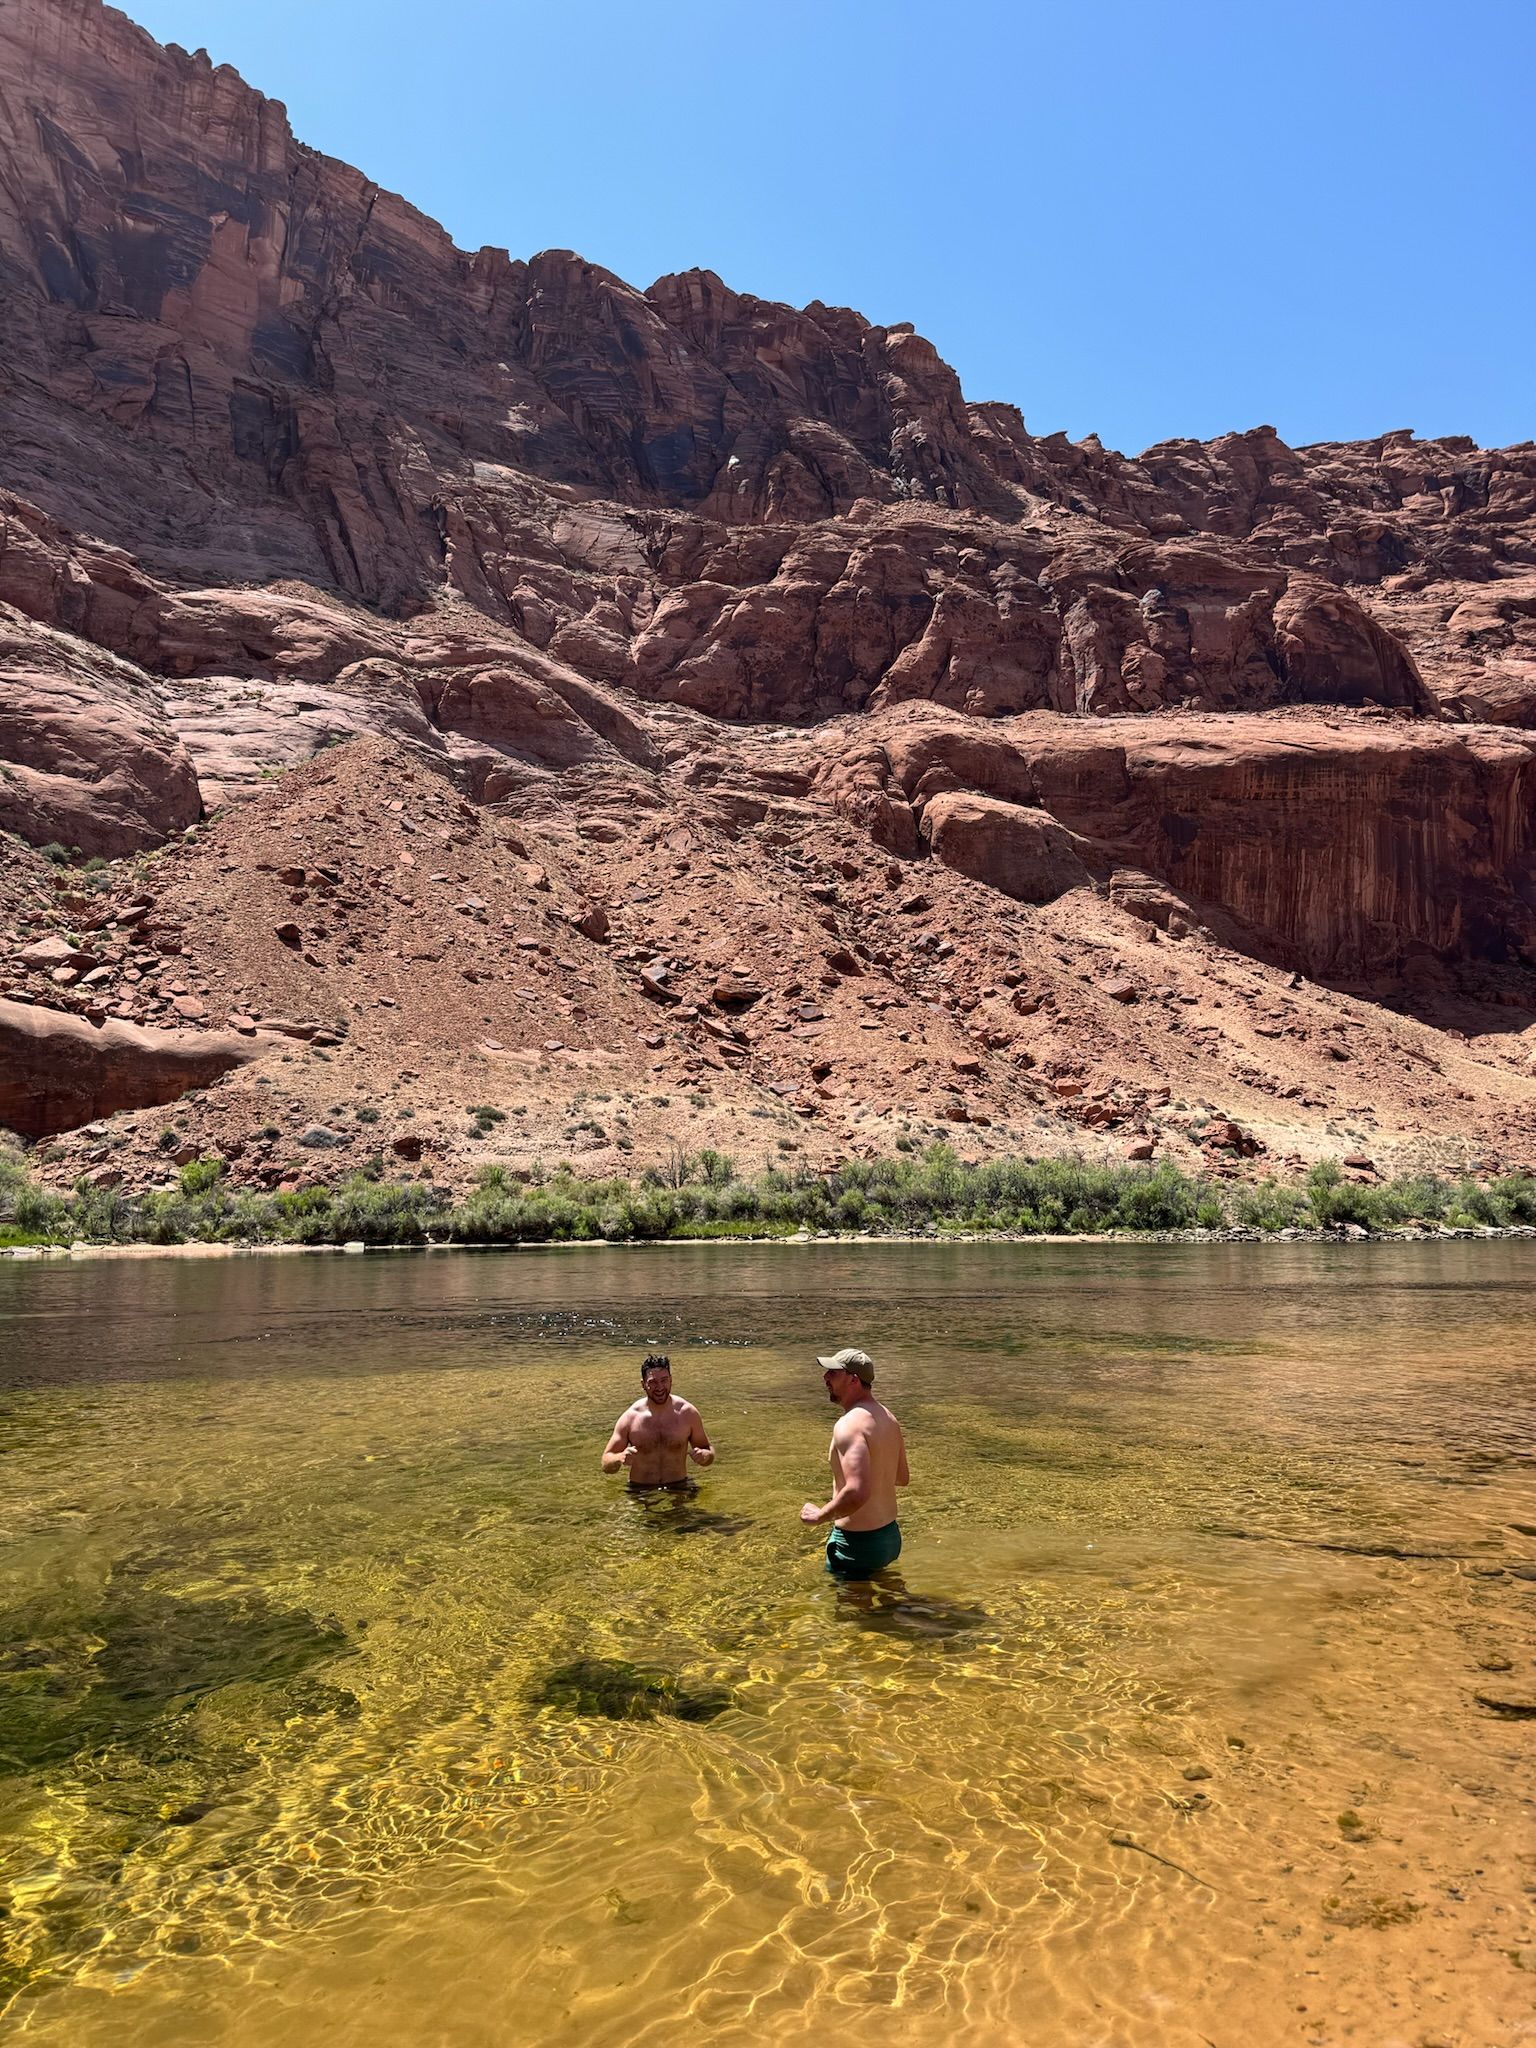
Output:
[3, 1143, 1535, 1249]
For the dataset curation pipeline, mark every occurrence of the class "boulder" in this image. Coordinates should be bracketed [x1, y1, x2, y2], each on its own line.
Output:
[876, 712, 1536, 978]
[920, 793, 1095, 905]
[712, 974, 765, 1010]
[639, 962, 680, 1004]
[1204, 1119, 1264, 1157]
[18, 934, 90, 970]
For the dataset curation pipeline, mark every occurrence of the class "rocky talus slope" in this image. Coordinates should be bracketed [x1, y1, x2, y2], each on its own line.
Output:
[1, 0, 1534, 1192]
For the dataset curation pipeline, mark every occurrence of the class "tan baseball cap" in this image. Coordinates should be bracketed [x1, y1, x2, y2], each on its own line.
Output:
[816, 1347, 875, 1384]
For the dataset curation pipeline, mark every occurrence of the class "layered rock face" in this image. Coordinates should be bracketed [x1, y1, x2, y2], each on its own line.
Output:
[825, 711, 1536, 978]
[0, 995, 262, 1137]
[1, 0, 1534, 1161]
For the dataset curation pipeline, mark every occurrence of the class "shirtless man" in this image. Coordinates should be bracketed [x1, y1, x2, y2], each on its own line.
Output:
[799, 1347, 909, 1577]
[601, 1354, 714, 1488]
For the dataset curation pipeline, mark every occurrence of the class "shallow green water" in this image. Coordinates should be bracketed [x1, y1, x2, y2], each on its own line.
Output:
[1, 1243, 1533, 2046]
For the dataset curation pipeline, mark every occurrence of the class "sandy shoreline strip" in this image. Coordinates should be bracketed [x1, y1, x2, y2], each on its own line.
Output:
[5, 1225, 1535, 1262]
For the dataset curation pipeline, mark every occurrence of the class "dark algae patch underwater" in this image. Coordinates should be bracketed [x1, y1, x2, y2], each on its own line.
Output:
[530, 1657, 734, 1724]
[0, 1578, 353, 1777]
[0, 1570, 359, 2007]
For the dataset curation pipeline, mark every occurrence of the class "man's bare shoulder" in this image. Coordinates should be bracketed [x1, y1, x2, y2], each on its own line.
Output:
[833, 1405, 874, 1442]
[672, 1396, 702, 1420]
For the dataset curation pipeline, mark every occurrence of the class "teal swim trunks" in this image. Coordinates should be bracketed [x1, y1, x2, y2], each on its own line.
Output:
[825, 1521, 902, 1579]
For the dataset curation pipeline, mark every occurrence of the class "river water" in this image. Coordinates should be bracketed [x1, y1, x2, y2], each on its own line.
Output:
[0, 1242, 1532, 2046]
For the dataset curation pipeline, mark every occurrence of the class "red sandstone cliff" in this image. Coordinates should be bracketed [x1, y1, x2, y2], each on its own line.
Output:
[1, 0, 1534, 1171]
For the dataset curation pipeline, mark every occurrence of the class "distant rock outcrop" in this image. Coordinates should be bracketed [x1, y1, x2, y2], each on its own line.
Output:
[0, 996, 264, 1137]
[855, 710, 1536, 978]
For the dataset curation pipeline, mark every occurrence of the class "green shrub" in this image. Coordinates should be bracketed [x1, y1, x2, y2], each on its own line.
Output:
[0, 1147, 30, 1211]
[68, 1183, 135, 1241]
[1454, 1177, 1502, 1226]
[1232, 1179, 1306, 1231]
[1116, 1163, 1200, 1232]
[1321, 1180, 1375, 1228]
[13, 1185, 67, 1237]
[1384, 1173, 1449, 1223]
[135, 1190, 194, 1244]
[11, 1143, 1530, 1252]
[696, 1148, 735, 1188]
[0, 1148, 68, 1241]
[326, 1176, 442, 1244]
[672, 1218, 798, 1239]
[1306, 1158, 1343, 1228]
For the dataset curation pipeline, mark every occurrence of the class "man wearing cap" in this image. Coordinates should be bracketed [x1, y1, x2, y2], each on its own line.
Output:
[800, 1348, 909, 1578]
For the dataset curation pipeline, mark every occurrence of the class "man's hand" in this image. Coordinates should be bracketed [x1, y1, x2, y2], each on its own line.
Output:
[800, 1501, 826, 1525]
[621, 1442, 642, 1466]
[688, 1443, 715, 1466]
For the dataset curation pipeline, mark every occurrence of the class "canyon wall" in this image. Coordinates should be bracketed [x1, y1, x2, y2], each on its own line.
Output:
[1, 0, 1534, 1029]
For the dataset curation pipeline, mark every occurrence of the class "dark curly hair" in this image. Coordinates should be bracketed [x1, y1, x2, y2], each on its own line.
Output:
[640, 1353, 672, 1380]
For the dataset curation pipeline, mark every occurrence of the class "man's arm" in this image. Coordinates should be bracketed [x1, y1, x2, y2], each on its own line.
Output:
[896, 1427, 910, 1489]
[800, 1427, 870, 1526]
[601, 1411, 638, 1474]
[685, 1404, 715, 1467]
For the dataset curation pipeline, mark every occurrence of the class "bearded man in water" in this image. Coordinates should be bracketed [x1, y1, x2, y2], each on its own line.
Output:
[799, 1347, 909, 1577]
[601, 1354, 715, 1488]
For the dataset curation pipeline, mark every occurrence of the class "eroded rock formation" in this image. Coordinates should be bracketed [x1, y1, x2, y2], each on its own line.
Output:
[826, 710, 1536, 978]
[0, 995, 264, 1137]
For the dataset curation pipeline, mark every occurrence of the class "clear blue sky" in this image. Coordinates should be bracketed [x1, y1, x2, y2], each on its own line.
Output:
[124, 0, 1533, 456]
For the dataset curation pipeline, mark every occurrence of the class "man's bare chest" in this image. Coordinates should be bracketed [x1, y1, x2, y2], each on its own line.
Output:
[631, 1405, 690, 1448]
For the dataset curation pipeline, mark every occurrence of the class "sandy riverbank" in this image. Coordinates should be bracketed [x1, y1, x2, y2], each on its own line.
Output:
[6, 1223, 1536, 1261]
